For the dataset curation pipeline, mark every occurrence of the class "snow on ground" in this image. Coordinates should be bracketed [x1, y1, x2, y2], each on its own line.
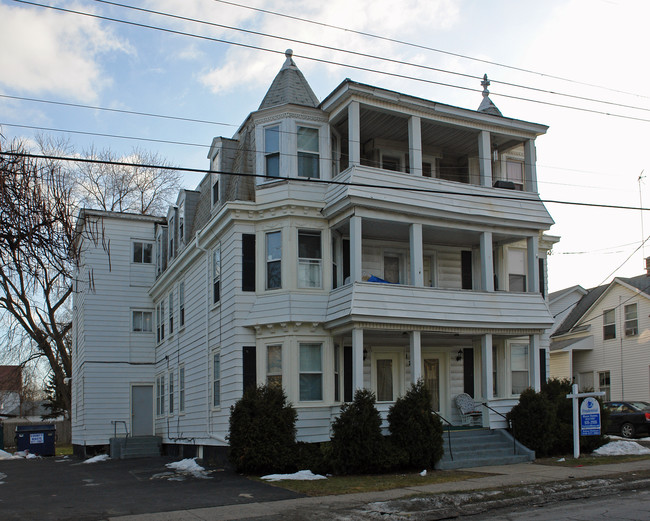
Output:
[261, 470, 327, 482]
[83, 454, 110, 464]
[0, 450, 16, 460]
[594, 441, 650, 456]
[163, 458, 212, 480]
[0, 471, 6, 484]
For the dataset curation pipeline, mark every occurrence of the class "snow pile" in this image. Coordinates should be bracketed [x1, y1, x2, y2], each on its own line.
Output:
[165, 458, 212, 479]
[83, 454, 110, 464]
[261, 470, 327, 482]
[594, 441, 650, 456]
[0, 450, 20, 460]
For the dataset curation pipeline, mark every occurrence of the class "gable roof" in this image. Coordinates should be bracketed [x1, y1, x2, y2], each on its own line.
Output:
[552, 274, 650, 337]
[258, 49, 319, 110]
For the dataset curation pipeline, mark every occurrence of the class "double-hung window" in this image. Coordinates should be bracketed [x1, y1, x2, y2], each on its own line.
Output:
[179, 365, 185, 412]
[133, 241, 153, 263]
[625, 303, 638, 337]
[265, 125, 280, 178]
[178, 203, 185, 245]
[510, 343, 529, 395]
[299, 343, 322, 401]
[603, 309, 616, 340]
[298, 230, 322, 288]
[156, 374, 165, 416]
[168, 291, 174, 335]
[297, 126, 319, 178]
[213, 245, 221, 304]
[599, 371, 611, 401]
[266, 231, 281, 289]
[211, 174, 219, 206]
[179, 281, 185, 327]
[156, 301, 165, 343]
[168, 370, 175, 414]
[506, 160, 524, 190]
[267, 344, 282, 388]
[168, 216, 175, 260]
[212, 351, 221, 407]
[132, 310, 153, 332]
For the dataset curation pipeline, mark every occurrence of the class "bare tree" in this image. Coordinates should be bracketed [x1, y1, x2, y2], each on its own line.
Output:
[0, 136, 77, 414]
[72, 146, 180, 215]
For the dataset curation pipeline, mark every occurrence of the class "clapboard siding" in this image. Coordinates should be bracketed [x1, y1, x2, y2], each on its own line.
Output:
[324, 167, 554, 229]
[326, 283, 553, 330]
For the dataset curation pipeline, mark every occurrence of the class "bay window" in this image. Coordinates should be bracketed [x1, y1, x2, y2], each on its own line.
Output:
[298, 230, 322, 288]
[297, 126, 319, 178]
[265, 125, 280, 178]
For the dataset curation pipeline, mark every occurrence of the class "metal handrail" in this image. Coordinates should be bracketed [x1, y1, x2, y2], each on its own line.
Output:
[111, 420, 129, 439]
[432, 410, 453, 461]
[479, 402, 516, 455]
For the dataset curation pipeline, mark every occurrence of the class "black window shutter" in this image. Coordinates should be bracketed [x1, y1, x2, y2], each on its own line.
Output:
[343, 346, 353, 402]
[461, 251, 473, 289]
[463, 348, 474, 396]
[538, 258, 545, 297]
[242, 346, 256, 391]
[539, 348, 547, 384]
[242, 234, 256, 292]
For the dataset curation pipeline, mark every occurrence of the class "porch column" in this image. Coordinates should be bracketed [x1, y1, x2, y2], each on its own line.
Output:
[480, 334, 493, 401]
[348, 101, 361, 167]
[410, 223, 423, 286]
[352, 328, 364, 391]
[527, 235, 539, 293]
[529, 333, 541, 391]
[408, 116, 422, 177]
[410, 331, 422, 383]
[524, 139, 538, 192]
[480, 231, 494, 292]
[350, 215, 362, 283]
[478, 130, 492, 187]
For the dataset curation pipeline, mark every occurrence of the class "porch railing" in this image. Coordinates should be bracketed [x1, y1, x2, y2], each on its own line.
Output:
[432, 410, 453, 461]
[111, 420, 129, 439]
[480, 403, 516, 455]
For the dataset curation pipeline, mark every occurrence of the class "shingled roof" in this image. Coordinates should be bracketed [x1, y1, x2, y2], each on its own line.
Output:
[258, 49, 319, 110]
[552, 274, 650, 337]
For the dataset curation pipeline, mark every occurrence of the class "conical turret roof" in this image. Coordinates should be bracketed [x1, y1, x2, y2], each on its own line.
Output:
[258, 50, 319, 110]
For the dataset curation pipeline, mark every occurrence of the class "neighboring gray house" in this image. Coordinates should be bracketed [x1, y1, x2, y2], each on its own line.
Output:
[72, 52, 557, 458]
[550, 272, 650, 402]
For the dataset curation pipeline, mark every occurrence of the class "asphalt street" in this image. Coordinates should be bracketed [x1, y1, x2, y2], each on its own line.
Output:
[0, 455, 301, 521]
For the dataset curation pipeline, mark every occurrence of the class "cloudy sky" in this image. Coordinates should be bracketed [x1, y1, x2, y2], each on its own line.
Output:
[1, 0, 648, 293]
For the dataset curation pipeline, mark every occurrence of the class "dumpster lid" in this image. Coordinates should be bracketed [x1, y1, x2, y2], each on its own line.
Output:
[15, 424, 56, 432]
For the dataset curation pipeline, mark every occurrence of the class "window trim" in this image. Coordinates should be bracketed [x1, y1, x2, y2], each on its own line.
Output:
[299, 342, 323, 402]
[132, 309, 153, 333]
[266, 231, 282, 290]
[624, 303, 638, 337]
[298, 229, 322, 289]
[297, 125, 320, 179]
[510, 342, 529, 396]
[371, 351, 401, 403]
[603, 308, 616, 340]
[266, 344, 283, 389]
[155, 374, 165, 417]
[132, 241, 153, 264]
[264, 124, 281, 179]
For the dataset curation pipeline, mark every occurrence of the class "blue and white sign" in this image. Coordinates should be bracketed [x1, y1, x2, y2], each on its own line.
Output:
[580, 397, 601, 436]
[29, 433, 44, 445]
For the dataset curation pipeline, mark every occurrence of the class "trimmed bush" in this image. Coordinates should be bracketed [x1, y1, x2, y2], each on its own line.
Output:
[330, 389, 385, 474]
[228, 384, 297, 474]
[507, 388, 556, 457]
[388, 381, 443, 469]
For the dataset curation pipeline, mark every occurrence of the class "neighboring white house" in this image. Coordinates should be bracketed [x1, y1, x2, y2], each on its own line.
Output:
[550, 272, 650, 402]
[72, 51, 557, 458]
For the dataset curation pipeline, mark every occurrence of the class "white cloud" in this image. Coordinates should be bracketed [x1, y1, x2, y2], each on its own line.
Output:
[0, 2, 132, 102]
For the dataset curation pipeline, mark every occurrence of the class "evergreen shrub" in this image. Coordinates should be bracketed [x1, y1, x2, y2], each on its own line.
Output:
[329, 389, 386, 474]
[228, 384, 297, 474]
[387, 380, 443, 469]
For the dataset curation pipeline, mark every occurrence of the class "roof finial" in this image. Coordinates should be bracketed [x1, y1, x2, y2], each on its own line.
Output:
[282, 49, 296, 70]
[481, 74, 490, 98]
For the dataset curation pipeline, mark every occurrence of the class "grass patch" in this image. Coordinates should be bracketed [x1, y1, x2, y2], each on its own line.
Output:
[537, 453, 650, 466]
[56, 444, 73, 456]
[254, 470, 488, 496]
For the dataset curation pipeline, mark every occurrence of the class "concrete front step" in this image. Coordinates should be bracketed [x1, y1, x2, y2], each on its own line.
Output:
[110, 436, 161, 459]
[435, 428, 534, 470]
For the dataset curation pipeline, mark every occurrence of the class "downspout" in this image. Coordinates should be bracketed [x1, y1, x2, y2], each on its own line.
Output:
[195, 231, 227, 444]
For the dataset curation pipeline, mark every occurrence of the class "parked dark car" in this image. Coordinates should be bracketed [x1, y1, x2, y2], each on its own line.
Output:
[603, 401, 650, 438]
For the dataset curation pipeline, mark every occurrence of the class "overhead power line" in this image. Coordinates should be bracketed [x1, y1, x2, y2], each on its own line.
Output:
[93, 0, 650, 115]
[2, 150, 649, 212]
[213, 0, 649, 101]
[12, 0, 650, 124]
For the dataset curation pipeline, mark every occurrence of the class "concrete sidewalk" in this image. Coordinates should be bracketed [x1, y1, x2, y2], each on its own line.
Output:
[109, 458, 650, 521]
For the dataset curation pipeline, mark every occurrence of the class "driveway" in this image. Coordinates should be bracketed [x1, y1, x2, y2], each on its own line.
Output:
[0, 455, 302, 521]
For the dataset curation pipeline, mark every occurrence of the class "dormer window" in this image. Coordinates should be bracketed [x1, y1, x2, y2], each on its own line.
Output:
[168, 216, 175, 260]
[265, 125, 280, 178]
[297, 126, 319, 179]
[211, 175, 219, 206]
[178, 202, 185, 244]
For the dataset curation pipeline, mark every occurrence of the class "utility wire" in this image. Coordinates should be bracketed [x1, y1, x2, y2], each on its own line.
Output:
[213, 0, 649, 101]
[2, 150, 649, 212]
[0, 94, 237, 127]
[94, 0, 650, 114]
[12, 0, 650, 124]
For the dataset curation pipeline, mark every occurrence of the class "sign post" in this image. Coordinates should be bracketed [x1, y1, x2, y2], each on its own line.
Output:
[566, 384, 605, 459]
